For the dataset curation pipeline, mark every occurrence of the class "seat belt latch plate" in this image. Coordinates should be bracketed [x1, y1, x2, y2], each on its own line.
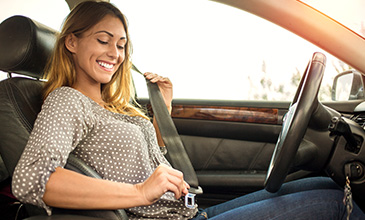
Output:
[185, 193, 195, 209]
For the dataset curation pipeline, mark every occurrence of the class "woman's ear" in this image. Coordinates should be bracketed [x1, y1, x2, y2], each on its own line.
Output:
[65, 33, 77, 53]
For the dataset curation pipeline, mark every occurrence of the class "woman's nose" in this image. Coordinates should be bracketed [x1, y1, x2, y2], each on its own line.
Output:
[107, 45, 119, 59]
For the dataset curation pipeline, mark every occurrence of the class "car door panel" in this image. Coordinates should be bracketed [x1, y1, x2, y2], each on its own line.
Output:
[171, 102, 284, 197]
[179, 134, 275, 171]
[140, 98, 288, 198]
[139, 97, 364, 206]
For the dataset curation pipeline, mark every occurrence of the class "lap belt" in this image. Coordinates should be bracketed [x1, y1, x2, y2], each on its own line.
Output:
[132, 65, 202, 194]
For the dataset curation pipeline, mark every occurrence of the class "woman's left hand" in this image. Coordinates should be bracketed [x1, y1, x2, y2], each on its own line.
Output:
[144, 72, 173, 109]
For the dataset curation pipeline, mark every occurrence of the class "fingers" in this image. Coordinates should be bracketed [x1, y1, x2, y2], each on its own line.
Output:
[144, 72, 171, 84]
[183, 181, 190, 195]
[139, 164, 188, 204]
[144, 72, 173, 107]
[184, 181, 190, 190]
[156, 164, 187, 199]
[164, 177, 183, 199]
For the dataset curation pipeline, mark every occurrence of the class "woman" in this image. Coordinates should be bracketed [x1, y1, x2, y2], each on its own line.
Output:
[11, 1, 365, 219]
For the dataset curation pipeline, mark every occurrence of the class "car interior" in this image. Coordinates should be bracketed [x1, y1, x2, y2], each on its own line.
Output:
[1, 1, 365, 220]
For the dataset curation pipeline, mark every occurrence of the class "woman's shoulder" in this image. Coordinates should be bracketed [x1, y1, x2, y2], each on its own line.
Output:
[44, 86, 93, 110]
[48, 86, 85, 98]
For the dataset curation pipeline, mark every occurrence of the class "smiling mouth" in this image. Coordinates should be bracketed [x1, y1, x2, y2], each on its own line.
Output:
[98, 61, 114, 70]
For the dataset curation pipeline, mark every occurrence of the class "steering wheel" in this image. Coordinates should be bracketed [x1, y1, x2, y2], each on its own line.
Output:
[264, 52, 326, 193]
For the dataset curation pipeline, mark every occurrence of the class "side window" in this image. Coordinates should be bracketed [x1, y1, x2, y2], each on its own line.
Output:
[121, 0, 350, 102]
[0, 0, 69, 31]
[0, 0, 352, 102]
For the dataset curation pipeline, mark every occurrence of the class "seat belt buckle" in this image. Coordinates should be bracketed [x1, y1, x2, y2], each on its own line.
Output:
[184, 193, 195, 209]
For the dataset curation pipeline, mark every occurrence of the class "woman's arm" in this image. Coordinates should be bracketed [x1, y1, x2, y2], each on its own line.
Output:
[43, 167, 143, 209]
[153, 106, 171, 147]
[43, 164, 189, 210]
[13, 87, 187, 212]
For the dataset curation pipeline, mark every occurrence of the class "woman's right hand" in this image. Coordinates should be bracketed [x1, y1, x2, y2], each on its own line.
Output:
[135, 164, 190, 205]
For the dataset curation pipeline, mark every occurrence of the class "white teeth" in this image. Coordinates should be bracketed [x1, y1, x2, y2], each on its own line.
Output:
[98, 61, 114, 69]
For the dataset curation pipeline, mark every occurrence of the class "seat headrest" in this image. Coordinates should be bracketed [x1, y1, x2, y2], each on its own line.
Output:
[0, 16, 58, 78]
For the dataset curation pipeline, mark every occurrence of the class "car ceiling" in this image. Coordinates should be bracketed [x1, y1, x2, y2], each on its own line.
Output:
[64, 0, 365, 75]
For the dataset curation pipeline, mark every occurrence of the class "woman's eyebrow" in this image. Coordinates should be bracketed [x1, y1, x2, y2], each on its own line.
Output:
[95, 30, 126, 40]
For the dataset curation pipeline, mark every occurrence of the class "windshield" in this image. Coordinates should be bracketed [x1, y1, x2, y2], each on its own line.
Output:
[301, 0, 365, 38]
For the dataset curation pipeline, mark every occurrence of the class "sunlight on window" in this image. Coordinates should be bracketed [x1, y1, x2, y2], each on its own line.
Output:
[114, 0, 345, 101]
[0, 0, 68, 31]
[0, 0, 357, 102]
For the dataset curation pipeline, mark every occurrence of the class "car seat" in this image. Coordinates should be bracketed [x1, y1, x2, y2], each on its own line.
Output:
[0, 15, 128, 220]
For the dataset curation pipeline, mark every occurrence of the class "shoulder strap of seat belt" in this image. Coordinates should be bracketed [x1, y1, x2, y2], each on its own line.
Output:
[132, 65, 202, 194]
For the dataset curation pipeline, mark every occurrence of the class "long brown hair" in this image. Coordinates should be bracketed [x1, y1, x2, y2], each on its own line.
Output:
[43, 1, 147, 119]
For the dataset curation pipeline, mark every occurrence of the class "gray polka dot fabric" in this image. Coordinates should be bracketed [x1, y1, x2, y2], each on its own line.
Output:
[12, 86, 197, 219]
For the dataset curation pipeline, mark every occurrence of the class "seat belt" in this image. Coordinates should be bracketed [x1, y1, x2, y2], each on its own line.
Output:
[132, 65, 202, 194]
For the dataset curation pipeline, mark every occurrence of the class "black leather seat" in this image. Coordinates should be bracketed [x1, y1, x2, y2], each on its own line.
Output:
[0, 15, 128, 220]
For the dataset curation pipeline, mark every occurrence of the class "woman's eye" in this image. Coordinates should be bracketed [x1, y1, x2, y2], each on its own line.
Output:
[97, 39, 108, 45]
[117, 45, 124, 50]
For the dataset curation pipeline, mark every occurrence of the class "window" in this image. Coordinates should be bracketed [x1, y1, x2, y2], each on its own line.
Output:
[114, 0, 349, 101]
[1, 0, 356, 102]
[0, 0, 69, 31]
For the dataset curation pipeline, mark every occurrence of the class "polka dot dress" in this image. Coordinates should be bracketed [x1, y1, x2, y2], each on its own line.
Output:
[12, 86, 197, 219]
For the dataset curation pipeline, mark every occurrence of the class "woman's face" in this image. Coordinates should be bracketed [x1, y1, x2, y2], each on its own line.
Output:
[67, 14, 127, 86]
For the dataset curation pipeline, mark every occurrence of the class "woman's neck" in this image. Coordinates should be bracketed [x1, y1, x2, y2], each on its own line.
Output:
[73, 84, 104, 107]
